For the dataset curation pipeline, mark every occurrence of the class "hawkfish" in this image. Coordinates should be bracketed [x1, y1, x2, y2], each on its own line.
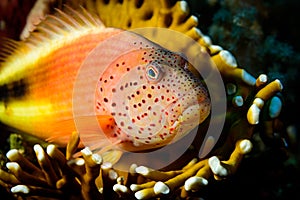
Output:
[0, 7, 210, 159]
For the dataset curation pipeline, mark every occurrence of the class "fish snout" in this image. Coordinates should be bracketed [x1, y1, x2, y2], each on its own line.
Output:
[169, 86, 210, 129]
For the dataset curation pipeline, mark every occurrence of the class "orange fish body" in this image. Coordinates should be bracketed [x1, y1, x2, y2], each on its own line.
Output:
[0, 8, 121, 145]
[0, 7, 211, 153]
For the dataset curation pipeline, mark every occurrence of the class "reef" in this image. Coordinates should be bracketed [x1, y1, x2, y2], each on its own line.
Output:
[0, 0, 299, 199]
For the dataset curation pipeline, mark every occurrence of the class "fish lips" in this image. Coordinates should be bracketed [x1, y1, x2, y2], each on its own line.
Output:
[166, 85, 211, 138]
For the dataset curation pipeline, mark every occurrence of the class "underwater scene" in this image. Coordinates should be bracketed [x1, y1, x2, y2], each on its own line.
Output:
[0, 0, 299, 199]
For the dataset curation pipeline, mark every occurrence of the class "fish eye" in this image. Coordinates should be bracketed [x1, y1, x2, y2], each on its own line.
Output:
[145, 62, 164, 83]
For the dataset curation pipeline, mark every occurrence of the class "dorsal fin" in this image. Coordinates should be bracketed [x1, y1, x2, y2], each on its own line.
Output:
[0, 6, 107, 83]
[25, 5, 105, 47]
[0, 38, 21, 63]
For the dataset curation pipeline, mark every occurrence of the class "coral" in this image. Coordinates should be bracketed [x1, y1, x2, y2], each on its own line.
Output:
[0, 132, 113, 199]
[190, 0, 300, 126]
[0, 0, 290, 199]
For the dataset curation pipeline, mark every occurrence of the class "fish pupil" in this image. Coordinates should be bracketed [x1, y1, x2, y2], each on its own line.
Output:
[145, 62, 164, 82]
[148, 68, 156, 78]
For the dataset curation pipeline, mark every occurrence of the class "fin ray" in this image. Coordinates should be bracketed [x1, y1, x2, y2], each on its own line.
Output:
[0, 38, 20, 62]
[23, 5, 105, 50]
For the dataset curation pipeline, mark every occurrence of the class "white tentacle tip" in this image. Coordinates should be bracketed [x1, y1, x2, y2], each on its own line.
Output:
[113, 184, 128, 193]
[130, 184, 139, 192]
[6, 149, 19, 160]
[33, 144, 45, 161]
[226, 83, 237, 95]
[81, 147, 93, 156]
[135, 190, 146, 200]
[247, 104, 260, 125]
[242, 70, 256, 86]
[180, 1, 189, 13]
[256, 74, 268, 86]
[208, 156, 228, 177]
[92, 153, 102, 165]
[191, 15, 198, 23]
[184, 176, 208, 191]
[135, 166, 150, 175]
[275, 79, 283, 90]
[220, 50, 237, 68]
[46, 144, 56, 157]
[129, 163, 138, 174]
[6, 162, 20, 172]
[194, 27, 203, 37]
[239, 140, 253, 154]
[11, 185, 30, 194]
[154, 181, 170, 194]
[269, 96, 282, 118]
[232, 96, 244, 107]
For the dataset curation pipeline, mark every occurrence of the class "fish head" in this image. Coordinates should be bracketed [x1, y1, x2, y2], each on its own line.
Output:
[96, 43, 211, 152]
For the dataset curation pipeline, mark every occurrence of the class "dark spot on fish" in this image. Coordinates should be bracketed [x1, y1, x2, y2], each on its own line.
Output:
[0, 79, 28, 101]
[0, 84, 8, 100]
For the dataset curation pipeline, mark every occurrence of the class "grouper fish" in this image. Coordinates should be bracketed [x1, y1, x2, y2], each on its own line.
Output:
[0, 7, 210, 156]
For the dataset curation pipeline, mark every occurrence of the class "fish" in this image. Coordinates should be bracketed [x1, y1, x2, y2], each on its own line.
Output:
[0, 7, 211, 158]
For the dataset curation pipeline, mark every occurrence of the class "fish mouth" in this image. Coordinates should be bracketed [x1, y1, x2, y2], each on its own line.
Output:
[166, 85, 210, 135]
